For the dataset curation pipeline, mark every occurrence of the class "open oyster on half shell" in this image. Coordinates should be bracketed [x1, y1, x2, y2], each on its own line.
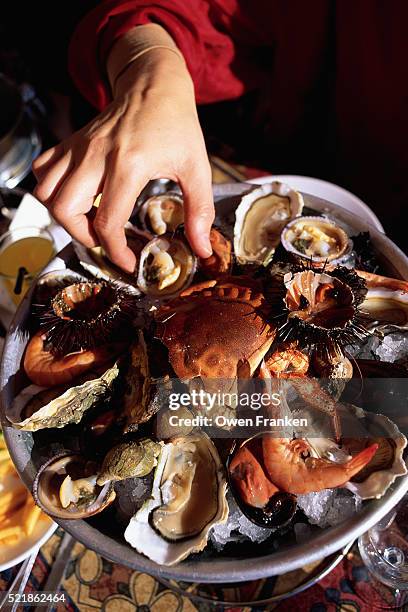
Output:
[125, 435, 228, 566]
[234, 181, 304, 265]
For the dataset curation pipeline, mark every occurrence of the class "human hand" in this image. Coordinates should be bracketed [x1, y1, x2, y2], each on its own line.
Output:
[33, 48, 214, 273]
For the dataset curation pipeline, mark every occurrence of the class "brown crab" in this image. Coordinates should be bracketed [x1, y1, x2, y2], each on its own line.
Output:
[155, 277, 276, 380]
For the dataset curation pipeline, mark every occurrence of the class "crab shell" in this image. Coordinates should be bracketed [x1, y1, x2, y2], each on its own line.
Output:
[155, 278, 276, 379]
[234, 181, 304, 265]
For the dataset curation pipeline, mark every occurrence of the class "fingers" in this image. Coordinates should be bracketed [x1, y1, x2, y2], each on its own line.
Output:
[94, 154, 148, 273]
[46, 158, 107, 247]
[179, 161, 214, 258]
[34, 152, 73, 204]
[32, 144, 64, 181]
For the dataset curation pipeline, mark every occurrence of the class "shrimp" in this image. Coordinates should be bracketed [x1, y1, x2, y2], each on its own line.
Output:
[262, 435, 378, 494]
[24, 331, 123, 387]
[229, 445, 279, 508]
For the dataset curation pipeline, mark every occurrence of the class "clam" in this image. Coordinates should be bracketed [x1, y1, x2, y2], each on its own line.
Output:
[281, 216, 351, 264]
[137, 235, 196, 298]
[7, 363, 119, 431]
[97, 439, 162, 485]
[227, 437, 297, 529]
[33, 453, 116, 519]
[73, 226, 151, 289]
[124, 435, 228, 566]
[234, 181, 304, 265]
[139, 192, 184, 235]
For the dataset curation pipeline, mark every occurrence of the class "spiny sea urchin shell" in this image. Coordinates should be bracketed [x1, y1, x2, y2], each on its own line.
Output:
[38, 280, 139, 355]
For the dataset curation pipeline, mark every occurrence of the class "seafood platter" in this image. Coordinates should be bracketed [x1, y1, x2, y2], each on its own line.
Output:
[1, 181, 408, 582]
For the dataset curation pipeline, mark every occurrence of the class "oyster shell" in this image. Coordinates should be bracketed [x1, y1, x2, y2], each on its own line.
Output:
[137, 235, 196, 298]
[7, 363, 119, 431]
[124, 435, 228, 565]
[361, 286, 408, 327]
[139, 192, 184, 235]
[97, 439, 162, 485]
[234, 181, 304, 264]
[281, 216, 351, 263]
[33, 453, 116, 519]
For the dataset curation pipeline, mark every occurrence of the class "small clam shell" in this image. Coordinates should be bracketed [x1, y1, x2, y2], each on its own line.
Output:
[139, 192, 184, 235]
[234, 181, 304, 265]
[33, 453, 116, 520]
[281, 216, 352, 264]
[137, 235, 196, 298]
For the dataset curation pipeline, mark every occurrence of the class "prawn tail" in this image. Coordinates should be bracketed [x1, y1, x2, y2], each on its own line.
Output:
[346, 443, 379, 479]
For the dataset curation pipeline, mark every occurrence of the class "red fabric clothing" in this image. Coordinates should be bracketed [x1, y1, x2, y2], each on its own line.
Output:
[68, 1, 408, 247]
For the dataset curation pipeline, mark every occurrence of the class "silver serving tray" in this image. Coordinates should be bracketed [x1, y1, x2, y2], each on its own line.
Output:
[1, 183, 408, 583]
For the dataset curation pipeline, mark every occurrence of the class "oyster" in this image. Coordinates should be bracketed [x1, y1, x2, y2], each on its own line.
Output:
[124, 435, 228, 565]
[137, 235, 196, 298]
[97, 439, 162, 485]
[234, 181, 304, 264]
[281, 216, 351, 263]
[7, 363, 119, 431]
[361, 286, 408, 327]
[139, 192, 184, 235]
[33, 453, 116, 519]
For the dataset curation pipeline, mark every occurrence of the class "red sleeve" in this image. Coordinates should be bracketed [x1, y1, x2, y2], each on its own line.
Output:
[68, 0, 264, 110]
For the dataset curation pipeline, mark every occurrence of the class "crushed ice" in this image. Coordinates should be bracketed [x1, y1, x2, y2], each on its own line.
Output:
[210, 491, 271, 551]
[297, 488, 361, 528]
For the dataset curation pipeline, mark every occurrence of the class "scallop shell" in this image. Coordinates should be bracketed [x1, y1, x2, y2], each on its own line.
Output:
[233, 181, 304, 264]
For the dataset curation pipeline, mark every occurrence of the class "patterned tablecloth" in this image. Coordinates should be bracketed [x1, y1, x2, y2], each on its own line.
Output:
[0, 160, 398, 611]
